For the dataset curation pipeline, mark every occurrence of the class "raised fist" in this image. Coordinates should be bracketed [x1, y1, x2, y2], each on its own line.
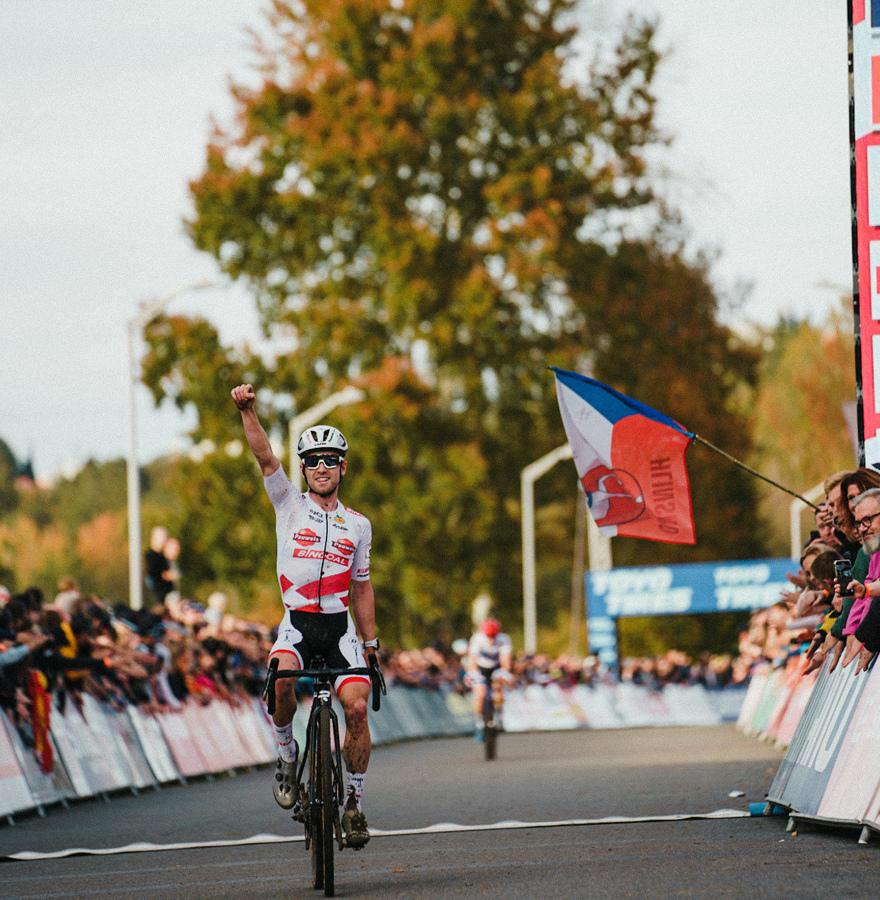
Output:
[231, 383, 256, 411]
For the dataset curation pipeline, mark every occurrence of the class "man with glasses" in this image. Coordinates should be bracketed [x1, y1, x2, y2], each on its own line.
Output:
[231, 383, 377, 848]
[835, 489, 880, 669]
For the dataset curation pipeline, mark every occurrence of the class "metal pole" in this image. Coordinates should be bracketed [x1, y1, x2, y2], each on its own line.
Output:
[789, 481, 827, 561]
[126, 321, 143, 611]
[569, 483, 587, 654]
[521, 469, 536, 655]
[587, 514, 613, 573]
[288, 386, 365, 490]
[521, 443, 573, 654]
[125, 280, 220, 610]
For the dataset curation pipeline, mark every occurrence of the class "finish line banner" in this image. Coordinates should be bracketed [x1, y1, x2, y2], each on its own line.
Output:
[586, 558, 793, 666]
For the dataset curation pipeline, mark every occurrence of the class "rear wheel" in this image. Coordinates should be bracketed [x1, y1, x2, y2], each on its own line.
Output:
[483, 692, 497, 761]
[484, 722, 497, 760]
[318, 706, 336, 896]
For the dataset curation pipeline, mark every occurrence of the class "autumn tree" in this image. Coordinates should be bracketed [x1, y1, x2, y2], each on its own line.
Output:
[751, 303, 857, 553]
[139, 0, 766, 643]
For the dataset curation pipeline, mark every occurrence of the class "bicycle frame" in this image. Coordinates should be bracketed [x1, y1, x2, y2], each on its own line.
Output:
[264, 657, 383, 815]
[298, 674, 345, 834]
[262, 655, 385, 896]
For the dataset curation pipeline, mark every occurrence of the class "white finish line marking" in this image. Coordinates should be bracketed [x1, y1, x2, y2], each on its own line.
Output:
[4, 809, 749, 862]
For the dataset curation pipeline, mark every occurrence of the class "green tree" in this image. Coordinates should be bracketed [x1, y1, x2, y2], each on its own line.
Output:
[140, 0, 765, 644]
[0, 438, 21, 516]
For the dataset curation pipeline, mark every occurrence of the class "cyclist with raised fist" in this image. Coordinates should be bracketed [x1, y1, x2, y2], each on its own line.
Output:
[231, 383, 378, 849]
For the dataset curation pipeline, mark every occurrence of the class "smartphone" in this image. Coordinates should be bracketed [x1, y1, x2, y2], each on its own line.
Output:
[834, 559, 854, 597]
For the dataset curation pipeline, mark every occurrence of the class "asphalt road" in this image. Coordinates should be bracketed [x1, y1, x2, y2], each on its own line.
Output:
[1, 726, 877, 898]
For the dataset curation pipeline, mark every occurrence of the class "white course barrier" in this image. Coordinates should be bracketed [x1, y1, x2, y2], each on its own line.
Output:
[741, 652, 880, 843]
[1, 680, 747, 823]
[0, 715, 36, 820]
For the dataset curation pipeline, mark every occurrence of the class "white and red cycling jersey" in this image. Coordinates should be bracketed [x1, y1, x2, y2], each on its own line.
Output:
[264, 465, 371, 614]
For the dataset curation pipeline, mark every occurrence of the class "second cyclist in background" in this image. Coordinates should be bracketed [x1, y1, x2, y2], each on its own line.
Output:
[467, 618, 513, 739]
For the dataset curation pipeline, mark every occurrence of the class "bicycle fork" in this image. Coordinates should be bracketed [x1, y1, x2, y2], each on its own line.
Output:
[330, 711, 346, 849]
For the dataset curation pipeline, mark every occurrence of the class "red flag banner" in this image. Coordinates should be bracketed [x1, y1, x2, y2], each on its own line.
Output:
[552, 368, 697, 545]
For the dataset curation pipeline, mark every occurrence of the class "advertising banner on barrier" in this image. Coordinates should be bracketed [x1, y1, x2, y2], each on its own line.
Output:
[248, 697, 280, 760]
[157, 708, 209, 777]
[50, 704, 98, 797]
[736, 671, 767, 733]
[0, 712, 35, 817]
[814, 661, 880, 823]
[106, 707, 157, 790]
[768, 658, 870, 816]
[1, 711, 69, 808]
[663, 685, 722, 726]
[614, 683, 674, 727]
[127, 707, 180, 783]
[210, 702, 256, 769]
[771, 672, 817, 749]
[569, 684, 623, 729]
[764, 658, 806, 744]
[381, 689, 425, 739]
[79, 694, 139, 791]
[750, 670, 787, 737]
[443, 691, 475, 736]
[705, 686, 748, 723]
[233, 702, 275, 765]
[181, 702, 229, 774]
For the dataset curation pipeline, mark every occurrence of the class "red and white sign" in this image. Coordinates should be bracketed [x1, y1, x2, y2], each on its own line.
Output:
[852, 3, 880, 463]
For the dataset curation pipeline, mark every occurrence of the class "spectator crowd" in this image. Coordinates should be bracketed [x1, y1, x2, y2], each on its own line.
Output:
[746, 466, 880, 679]
[0, 585, 749, 763]
[5, 466, 880, 769]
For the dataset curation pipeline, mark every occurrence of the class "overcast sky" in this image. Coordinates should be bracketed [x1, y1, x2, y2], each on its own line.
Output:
[1, 1, 851, 480]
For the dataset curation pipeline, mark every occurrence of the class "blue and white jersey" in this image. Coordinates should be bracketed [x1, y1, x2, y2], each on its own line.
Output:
[468, 632, 513, 670]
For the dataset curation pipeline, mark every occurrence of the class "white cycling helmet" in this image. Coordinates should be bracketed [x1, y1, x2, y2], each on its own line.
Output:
[296, 424, 348, 458]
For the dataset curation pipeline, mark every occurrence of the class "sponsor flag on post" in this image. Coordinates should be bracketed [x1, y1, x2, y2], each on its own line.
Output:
[551, 367, 697, 545]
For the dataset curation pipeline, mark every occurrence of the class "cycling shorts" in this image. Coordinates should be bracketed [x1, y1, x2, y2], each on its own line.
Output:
[471, 666, 508, 687]
[270, 610, 370, 693]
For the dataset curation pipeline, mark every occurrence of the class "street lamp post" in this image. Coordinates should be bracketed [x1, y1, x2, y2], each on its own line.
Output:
[126, 280, 219, 610]
[521, 443, 573, 654]
[288, 386, 365, 490]
[521, 445, 613, 654]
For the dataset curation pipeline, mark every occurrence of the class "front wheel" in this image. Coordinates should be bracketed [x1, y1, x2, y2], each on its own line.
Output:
[309, 714, 324, 891]
[318, 706, 336, 896]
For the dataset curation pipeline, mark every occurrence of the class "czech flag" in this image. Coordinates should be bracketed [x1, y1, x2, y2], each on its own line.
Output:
[552, 367, 697, 545]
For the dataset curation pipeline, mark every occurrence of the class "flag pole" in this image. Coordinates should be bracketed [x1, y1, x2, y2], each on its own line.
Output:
[691, 434, 821, 511]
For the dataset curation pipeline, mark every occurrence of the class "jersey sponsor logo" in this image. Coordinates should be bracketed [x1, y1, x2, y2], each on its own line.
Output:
[332, 538, 355, 556]
[293, 528, 321, 547]
[308, 510, 324, 523]
[334, 515, 345, 524]
[355, 567, 369, 578]
[293, 548, 351, 567]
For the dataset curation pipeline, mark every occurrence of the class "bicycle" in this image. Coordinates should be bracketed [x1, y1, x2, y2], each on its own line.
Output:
[478, 666, 503, 761]
[263, 654, 386, 897]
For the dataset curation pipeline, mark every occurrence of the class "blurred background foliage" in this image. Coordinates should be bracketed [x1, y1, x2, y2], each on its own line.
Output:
[0, 1, 860, 655]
